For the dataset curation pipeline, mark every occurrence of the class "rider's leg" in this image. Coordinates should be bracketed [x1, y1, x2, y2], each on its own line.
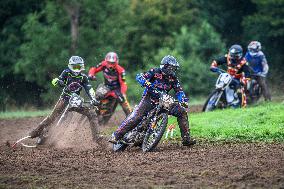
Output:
[169, 103, 196, 146]
[111, 95, 154, 141]
[73, 107, 99, 141]
[29, 98, 67, 138]
[100, 101, 117, 125]
[257, 76, 272, 101]
[115, 89, 132, 116]
[118, 95, 132, 116]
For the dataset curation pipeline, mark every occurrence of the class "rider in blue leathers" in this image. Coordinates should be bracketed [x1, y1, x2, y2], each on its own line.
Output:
[244, 41, 271, 101]
[109, 55, 196, 146]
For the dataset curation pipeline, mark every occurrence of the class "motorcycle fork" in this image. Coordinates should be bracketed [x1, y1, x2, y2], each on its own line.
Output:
[56, 104, 70, 126]
[214, 90, 224, 107]
[149, 108, 160, 130]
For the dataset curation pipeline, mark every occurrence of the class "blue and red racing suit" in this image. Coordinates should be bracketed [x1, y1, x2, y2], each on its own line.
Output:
[114, 67, 192, 142]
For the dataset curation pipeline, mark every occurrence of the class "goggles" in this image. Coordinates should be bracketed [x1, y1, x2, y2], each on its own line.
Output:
[72, 64, 84, 70]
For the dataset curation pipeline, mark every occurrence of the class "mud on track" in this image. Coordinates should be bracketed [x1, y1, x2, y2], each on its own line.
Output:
[0, 110, 284, 188]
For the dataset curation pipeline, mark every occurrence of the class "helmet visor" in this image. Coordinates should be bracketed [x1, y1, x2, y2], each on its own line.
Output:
[248, 48, 258, 55]
[167, 65, 178, 72]
[229, 52, 242, 60]
[69, 64, 85, 72]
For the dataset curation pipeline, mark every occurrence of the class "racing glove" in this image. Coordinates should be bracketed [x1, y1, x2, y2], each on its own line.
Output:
[181, 98, 189, 109]
[88, 75, 97, 81]
[257, 72, 267, 78]
[144, 81, 152, 89]
[51, 78, 64, 87]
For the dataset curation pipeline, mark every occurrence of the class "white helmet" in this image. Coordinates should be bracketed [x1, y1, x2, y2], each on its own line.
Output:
[248, 41, 261, 56]
[68, 56, 85, 73]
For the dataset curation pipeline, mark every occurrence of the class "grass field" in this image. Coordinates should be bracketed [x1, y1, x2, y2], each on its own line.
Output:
[0, 110, 51, 119]
[168, 102, 284, 142]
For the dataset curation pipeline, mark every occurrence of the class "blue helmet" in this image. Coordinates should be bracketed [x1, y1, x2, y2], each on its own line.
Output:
[229, 45, 243, 65]
[160, 55, 180, 75]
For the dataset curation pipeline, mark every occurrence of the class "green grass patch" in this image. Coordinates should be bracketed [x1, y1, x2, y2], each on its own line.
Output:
[168, 102, 284, 142]
[0, 110, 51, 119]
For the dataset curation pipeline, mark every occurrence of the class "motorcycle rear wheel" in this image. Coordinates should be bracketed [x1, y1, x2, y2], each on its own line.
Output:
[142, 113, 168, 152]
[250, 83, 262, 104]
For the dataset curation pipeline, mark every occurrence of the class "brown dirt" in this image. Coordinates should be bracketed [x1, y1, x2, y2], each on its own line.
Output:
[0, 109, 283, 188]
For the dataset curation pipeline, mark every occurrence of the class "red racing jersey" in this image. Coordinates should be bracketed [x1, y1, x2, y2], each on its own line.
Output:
[89, 61, 127, 94]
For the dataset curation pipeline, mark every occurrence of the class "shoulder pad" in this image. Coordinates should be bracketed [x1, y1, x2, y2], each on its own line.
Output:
[258, 51, 264, 57]
[151, 68, 160, 72]
[65, 68, 71, 73]
[97, 61, 107, 67]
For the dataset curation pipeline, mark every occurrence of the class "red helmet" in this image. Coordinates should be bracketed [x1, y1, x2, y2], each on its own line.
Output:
[105, 52, 119, 68]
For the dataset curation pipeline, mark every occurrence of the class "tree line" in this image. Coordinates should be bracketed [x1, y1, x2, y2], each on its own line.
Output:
[0, 0, 283, 111]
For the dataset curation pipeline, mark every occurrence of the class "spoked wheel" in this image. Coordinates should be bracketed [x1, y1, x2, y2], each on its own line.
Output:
[202, 90, 223, 112]
[142, 113, 168, 152]
[251, 83, 261, 104]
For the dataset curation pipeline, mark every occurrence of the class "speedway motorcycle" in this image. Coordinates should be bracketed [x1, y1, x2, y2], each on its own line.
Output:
[203, 69, 244, 112]
[113, 91, 179, 152]
[246, 73, 262, 104]
[12, 83, 98, 149]
[95, 83, 123, 124]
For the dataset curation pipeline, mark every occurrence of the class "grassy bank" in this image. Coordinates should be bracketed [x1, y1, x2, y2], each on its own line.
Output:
[0, 110, 51, 119]
[168, 102, 284, 142]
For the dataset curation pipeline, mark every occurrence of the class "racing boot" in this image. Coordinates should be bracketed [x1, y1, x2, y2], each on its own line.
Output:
[36, 128, 48, 145]
[182, 130, 196, 146]
[177, 113, 196, 146]
[29, 118, 50, 138]
[108, 133, 119, 144]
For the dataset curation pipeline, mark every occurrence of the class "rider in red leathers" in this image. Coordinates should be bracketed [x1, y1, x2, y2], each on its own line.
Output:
[88, 52, 131, 124]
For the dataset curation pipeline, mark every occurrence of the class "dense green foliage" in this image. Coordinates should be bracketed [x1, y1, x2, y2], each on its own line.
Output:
[168, 103, 284, 142]
[0, 0, 283, 110]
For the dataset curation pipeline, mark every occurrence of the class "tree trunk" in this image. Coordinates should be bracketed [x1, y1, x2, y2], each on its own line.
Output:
[59, 0, 80, 55]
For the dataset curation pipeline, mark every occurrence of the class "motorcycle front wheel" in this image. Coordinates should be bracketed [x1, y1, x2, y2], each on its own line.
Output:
[202, 90, 224, 112]
[142, 113, 168, 152]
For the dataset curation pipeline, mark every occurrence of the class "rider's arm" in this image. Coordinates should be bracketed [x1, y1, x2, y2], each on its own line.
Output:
[261, 54, 269, 76]
[136, 68, 155, 88]
[240, 64, 251, 85]
[117, 65, 128, 95]
[52, 69, 68, 87]
[242, 64, 251, 79]
[210, 56, 227, 73]
[173, 77, 188, 103]
[88, 61, 105, 77]
[82, 75, 96, 101]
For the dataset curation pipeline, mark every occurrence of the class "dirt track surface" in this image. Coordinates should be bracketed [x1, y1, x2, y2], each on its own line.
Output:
[0, 110, 284, 188]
